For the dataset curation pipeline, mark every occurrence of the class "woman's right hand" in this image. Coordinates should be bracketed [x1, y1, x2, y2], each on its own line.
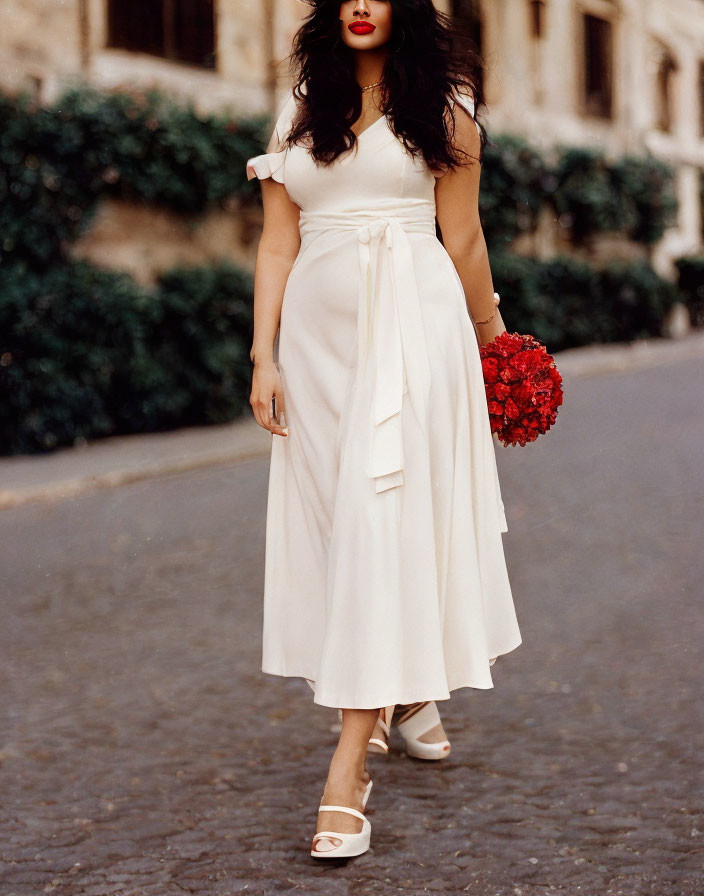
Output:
[250, 359, 288, 437]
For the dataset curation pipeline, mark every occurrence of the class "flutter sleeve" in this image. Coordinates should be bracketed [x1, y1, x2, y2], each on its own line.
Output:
[451, 87, 482, 138]
[245, 90, 298, 184]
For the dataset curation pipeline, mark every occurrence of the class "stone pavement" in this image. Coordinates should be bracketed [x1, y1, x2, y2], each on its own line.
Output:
[0, 336, 703, 895]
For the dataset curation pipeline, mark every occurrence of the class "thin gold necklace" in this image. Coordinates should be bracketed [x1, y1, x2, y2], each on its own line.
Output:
[361, 79, 382, 92]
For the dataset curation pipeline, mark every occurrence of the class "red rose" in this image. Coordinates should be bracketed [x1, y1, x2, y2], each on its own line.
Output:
[482, 357, 500, 383]
[499, 366, 521, 384]
[504, 397, 520, 420]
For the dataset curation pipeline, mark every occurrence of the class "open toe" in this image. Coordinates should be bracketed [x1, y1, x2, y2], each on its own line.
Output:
[394, 701, 452, 761]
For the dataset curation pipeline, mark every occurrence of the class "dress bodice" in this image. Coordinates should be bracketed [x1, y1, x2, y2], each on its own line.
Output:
[245, 87, 481, 215]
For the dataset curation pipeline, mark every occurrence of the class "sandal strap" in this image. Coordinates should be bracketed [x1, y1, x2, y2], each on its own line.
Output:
[396, 701, 442, 740]
[374, 704, 394, 739]
[368, 737, 389, 751]
[318, 804, 366, 821]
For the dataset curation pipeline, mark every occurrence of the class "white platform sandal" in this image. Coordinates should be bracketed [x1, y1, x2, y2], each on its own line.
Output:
[395, 701, 451, 760]
[311, 778, 373, 859]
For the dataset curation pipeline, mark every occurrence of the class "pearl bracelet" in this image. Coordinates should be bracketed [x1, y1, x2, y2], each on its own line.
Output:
[474, 292, 501, 326]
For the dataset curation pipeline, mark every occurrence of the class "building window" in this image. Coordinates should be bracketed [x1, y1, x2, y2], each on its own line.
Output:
[107, 0, 216, 70]
[583, 13, 613, 118]
[530, 0, 546, 39]
[451, 0, 484, 95]
[655, 45, 678, 133]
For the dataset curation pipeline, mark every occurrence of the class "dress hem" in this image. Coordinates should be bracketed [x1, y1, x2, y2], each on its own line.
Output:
[261, 636, 522, 709]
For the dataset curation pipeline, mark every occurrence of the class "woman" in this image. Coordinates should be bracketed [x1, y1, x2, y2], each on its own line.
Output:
[246, 0, 522, 859]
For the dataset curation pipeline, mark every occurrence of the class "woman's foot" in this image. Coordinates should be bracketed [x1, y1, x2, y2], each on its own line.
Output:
[313, 766, 372, 852]
[394, 702, 450, 754]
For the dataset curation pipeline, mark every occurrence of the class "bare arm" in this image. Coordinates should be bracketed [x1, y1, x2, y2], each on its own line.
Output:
[249, 129, 301, 436]
[434, 106, 505, 346]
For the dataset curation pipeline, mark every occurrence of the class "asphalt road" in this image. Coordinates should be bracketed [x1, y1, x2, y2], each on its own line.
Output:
[1, 354, 702, 895]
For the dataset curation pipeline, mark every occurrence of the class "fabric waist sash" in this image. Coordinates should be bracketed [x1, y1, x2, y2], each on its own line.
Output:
[297, 204, 437, 494]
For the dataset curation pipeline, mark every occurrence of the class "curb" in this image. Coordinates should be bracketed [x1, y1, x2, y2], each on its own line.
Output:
[552, 330, 704, 378]
[2, 332, 702, 511]
[0, 417, 272, 511]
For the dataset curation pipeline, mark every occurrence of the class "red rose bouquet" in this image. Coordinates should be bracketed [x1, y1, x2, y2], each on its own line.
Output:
[479, 331, 563, 447]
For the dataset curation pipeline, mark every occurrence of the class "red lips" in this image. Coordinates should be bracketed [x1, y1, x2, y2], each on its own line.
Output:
[348, 22, 376, 34]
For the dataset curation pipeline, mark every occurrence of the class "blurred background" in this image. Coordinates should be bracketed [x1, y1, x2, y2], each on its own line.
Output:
[1, 0, 704, 453]
[1, 4, 703, 894]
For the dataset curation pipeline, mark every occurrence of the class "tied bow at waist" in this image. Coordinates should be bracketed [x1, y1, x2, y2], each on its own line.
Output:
[298, 206, 436, 494]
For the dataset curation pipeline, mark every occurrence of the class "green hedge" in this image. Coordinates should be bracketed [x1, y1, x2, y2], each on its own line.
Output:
[610, 155, 679, 245]
[0, 86, 264, 268]
[490, 251, 680, 351]
[479, 135, 546, 249]
[479, 138, 678, 248]
[0, 259, 254, 455]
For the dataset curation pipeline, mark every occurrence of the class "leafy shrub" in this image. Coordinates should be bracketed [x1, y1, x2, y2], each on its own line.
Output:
[610, 155, 678, 245]
[491, 250, 608, 349]
[489, 251, 680, 352]
[598, 259, 680, 341]
[0, 94, 101, 267]
[55, 86, 264, 211]
[0, 86, 264, 268]
[487, 250, 562, 348]
[0, 259, 254, 455]
[480, 134, 548, 248]
[149, 263, 254, 426]
[549, 147, 677, 246]
[550, 147, 626, 242]
[0, 260, 157, 452]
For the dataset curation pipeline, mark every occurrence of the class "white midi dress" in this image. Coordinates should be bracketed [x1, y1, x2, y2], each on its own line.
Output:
[246, 87, 522, 709]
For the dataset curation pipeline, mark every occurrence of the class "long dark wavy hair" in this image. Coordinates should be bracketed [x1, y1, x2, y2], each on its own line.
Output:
[281, 0, 489, 173]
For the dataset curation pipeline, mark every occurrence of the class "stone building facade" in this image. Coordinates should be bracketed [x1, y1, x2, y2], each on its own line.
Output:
[2, 0, 703, 276]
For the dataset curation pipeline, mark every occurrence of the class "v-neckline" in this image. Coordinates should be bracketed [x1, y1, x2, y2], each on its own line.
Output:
[351, 113, 387, 141]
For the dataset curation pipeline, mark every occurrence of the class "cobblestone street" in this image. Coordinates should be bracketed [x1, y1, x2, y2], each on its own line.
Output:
[1, 354, 702, 895]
